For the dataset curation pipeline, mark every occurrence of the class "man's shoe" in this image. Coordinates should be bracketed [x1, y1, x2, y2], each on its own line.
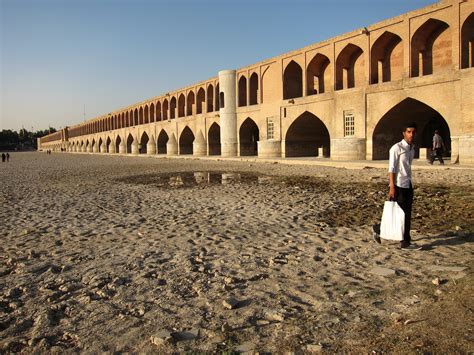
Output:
[372, 224, 381, 244]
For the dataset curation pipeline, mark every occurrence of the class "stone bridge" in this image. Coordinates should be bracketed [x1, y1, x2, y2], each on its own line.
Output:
[39, 0, 474, 164]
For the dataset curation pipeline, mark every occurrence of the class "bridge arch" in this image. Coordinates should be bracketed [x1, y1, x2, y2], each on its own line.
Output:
[157, 129, 169, 154]
[179, 126, 194, 155]
[285, 111, 330, 157]
[370, 31, 403, 84]
[208, 122, 221, 155]
[372, 97, 451, 160]
[336, 43, 364, 90]
[411, 18, 451, 77]
[283, 60, 303, 99]
[239, 117, 259, 156]
[461, 13, 474, 69]
[140, 131, 149, 154]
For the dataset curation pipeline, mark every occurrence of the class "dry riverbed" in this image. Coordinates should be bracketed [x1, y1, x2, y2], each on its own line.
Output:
[0, 152, 473, 353]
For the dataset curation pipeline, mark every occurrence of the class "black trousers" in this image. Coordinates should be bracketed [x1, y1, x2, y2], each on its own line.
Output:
[395, 185, 413, 244]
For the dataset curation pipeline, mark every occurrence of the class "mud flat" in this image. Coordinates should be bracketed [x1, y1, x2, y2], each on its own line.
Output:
[0, 152, 473, 353]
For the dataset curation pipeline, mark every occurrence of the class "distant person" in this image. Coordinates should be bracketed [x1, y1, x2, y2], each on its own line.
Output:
[429, 130, 445, 165]
[1, 153, 5, 162]
[6, 153, 10, 162]
[373, 122, 418, 249]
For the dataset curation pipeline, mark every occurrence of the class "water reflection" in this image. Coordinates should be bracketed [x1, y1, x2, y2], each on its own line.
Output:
[118, 171, 275, 188]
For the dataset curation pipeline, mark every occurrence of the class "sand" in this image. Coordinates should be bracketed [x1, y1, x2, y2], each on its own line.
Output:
[0, 152, 473, 353]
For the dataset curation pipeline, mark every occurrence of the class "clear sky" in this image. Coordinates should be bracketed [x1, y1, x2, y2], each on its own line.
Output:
[1, 0, 436, 132]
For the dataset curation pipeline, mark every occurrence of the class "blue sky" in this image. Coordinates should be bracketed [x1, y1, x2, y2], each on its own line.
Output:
[1, 0, 435, 131]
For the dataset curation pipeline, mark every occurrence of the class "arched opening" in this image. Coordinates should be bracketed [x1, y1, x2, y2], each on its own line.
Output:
[125, 112, 129, 127]
[283, 60, 303, 99]
[156, 101, 162, 121]
[215, 84, 220, 110]
[239, 117, 259, 156]
[98, 138, 103, 152]
[238, 76, 247, 107]
[162, 99, 168, 120]
[126, 134, 134, 154]
[170, 97, 177, 119]
[372, 98, 451, 160]
[106, 136, 112, 153]
[134, 108, 139, 126]
[411, 19, 451, 77]
[285, 111, 330, 157]
[140, 132, 149, 154]
[157, 129, 168, 154]
[144, 105, 149, 124]
[150, 103, 155, 123]
[307, 53, 330, 95]
[187, 91, 195, 116]
[249, 73, 258, 105]
[461, 13, 474, 69]
[208, 122, 221, 156]
[179, 126, 194, 155]
[115, 136, 121, 153]
[178, 94, 185, 117]
[196, 88, 205, 114]
[336, 44, 364, 90]
[371, 32, 403, 84]
[207, 84, 214, 112]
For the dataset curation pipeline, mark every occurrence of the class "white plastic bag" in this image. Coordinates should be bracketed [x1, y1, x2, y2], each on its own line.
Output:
[380, 201, 405, 241]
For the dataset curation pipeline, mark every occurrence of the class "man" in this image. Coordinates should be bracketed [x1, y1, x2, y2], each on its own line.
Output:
[429, 130, 445, 165]
[373, 122, 417, 249]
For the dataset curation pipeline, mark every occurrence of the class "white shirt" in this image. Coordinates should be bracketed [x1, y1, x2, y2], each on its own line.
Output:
[388, 139, 414, 188]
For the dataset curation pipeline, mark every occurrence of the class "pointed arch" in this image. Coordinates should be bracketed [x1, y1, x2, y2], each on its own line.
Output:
[144, 105, 149, 124]
[157, 129, 169, 154]
[126, 133, 134, 154]
[187, 91, 195, 116]
[285, 111, 330, 157]
[336, 44, 364, 90]
[170, 97, 177, 119]
[140, 131, 149, 154]
[411, 18, 451, 77]
[139, 107, 144, 125]
[283, 60, 303, 99]
[371, 32, 403, 84]
[208, 122, 221, 156]
[239, 117, 259, 156]
[249, 73, 259, 105]
[215, 84, 220, 110]
[207, 84, 214, 112]
[238, 75, 247, 107]
[162, 99, 169, 120]
[196, 87, 205, 114]
[106, 136, 112, 153]
[156, 101, 162, 121]
[372, 98, 451, 160]
[115, 135, 122, 153]
[461, 13, 474, 69]
[98, 137, 103, 152]
[179, 126, 194, 155]
[307, 53, 330, 95]
[178, 94, 185, 117]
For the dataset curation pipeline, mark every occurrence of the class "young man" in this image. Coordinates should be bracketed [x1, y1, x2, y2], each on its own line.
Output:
[373, 122, 417, 249]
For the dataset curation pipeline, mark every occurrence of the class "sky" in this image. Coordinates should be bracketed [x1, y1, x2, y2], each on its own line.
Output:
[1, 0, 436, 132]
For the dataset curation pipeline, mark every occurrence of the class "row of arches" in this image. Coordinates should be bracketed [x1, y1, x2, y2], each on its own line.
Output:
[67, 98, 451, 160]
[283, 15, 474, 99]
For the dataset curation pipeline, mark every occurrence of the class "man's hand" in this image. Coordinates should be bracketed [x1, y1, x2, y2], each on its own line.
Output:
[389, 185, 396, 200]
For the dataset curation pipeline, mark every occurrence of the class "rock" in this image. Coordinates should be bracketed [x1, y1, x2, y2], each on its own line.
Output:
[265, 310, 285, 322]
[256, 319, 270, 326]
[150, 330, 172, 346]
[306, 343, 324, 352]
[390, 312, 403, 323]
[171, 328, 200, 341]
[221, 322, 232, 332]
[223, 297, 240, 310]
[370, 267, 396, 277]
[432, 277, 441, 286]
[429, 265, 467, 273]
[224, 277, 234, 285]
[235, 341, 255, 353]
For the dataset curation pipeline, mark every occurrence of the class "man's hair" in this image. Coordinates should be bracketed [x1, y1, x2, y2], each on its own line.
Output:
[434, 129, 439, 134]
[403, 122, 417, 131]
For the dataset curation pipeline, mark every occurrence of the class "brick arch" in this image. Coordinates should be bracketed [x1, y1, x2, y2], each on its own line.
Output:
[371, 31, 403, 84]
[283, 60, 303, 99]
[249, 73, 258, 105]
[208, 122, 221, 156]
[239, 117, 260, 156]
[306, 53, 330, 95]
[178, 93, 185, 117]
[179, 126, 194, 155]
[336, 43, 364, 90]
[238, 75, 247, 107]
[411, 18, 451, 77]
[461, 12, 474, 69]
[196, 87, 205, 114]
[157, 129, 169, 154]
[187, 91, 195, 116]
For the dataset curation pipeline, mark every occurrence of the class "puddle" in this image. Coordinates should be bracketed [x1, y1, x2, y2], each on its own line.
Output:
[116, 171, 276, 188]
